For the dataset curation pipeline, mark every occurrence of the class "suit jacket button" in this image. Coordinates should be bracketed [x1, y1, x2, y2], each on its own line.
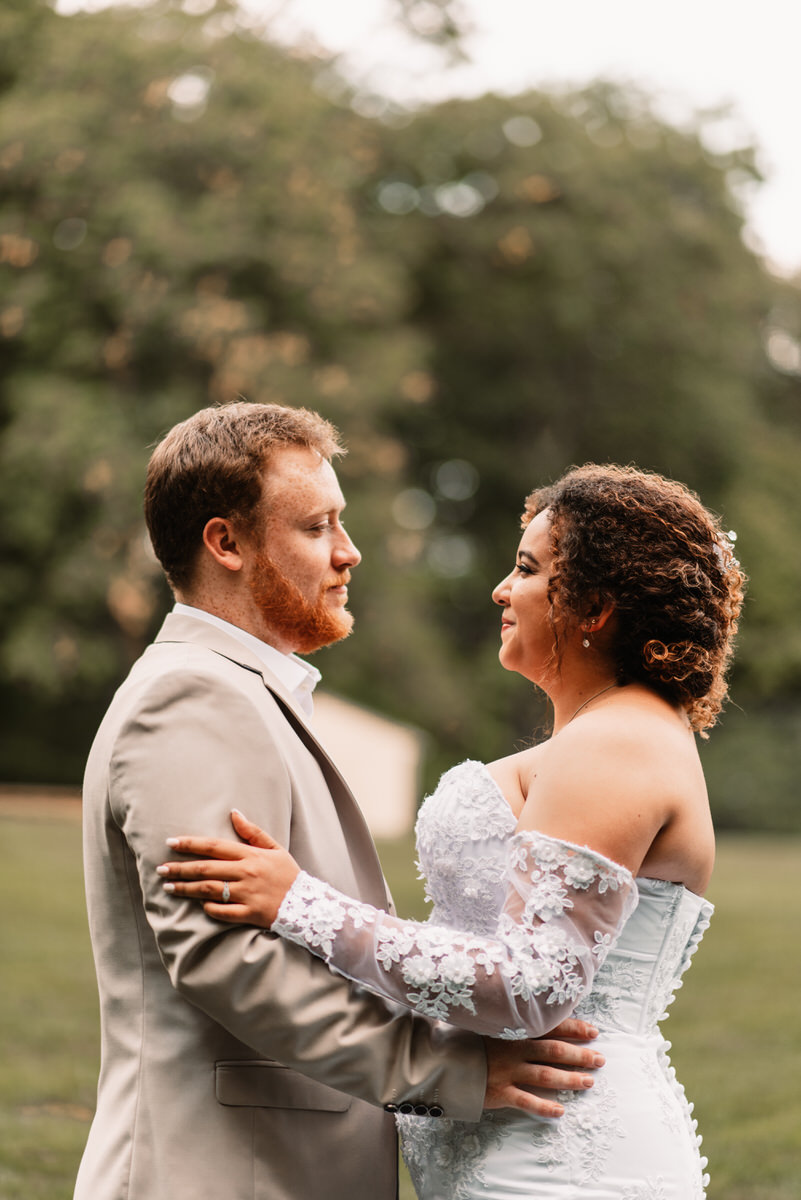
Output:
[398, 1102, 415, 1115]
[428, 1105, 444, 1118]
[384, 1103, 399, 1113]
[414, 1104, 429, 1116]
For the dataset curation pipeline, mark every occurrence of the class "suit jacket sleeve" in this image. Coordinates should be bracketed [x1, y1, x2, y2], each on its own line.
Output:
[107, 663, 487, 1120]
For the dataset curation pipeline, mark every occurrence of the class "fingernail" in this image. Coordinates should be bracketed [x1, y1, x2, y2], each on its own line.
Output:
[232, 809, 245, 818]
[586, 1025, 599, 1036]
[156, 865, 170, 875]
[582, 1076, 594, 1088]
[166, 838, 180, 847]
[593, 1054, 605, 1067]
[162, 882, 175, 892]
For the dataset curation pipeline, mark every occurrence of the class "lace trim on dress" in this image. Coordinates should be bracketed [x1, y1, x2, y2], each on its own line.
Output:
[398, 1111, 507, 1200]
[273, 830, 638, 1039]
[388, 761, 711, 1198]
[415, 761, 515, 934]
[528, 1074, 626, 1185]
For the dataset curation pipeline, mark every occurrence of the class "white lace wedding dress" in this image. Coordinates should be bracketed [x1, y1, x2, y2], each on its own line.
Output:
[274, 760, 713, 1199]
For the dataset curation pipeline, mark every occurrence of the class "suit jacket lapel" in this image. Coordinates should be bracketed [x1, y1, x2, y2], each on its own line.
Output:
[153, 613, 391, 908]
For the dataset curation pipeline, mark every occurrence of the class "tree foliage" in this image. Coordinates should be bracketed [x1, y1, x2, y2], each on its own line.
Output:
[355, 83, 801, 763]
[1, 0, 800, 827]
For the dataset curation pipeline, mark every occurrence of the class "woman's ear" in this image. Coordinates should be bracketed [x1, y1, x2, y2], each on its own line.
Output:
[202, 517, 245, 573]
[581, 599, 616, 634]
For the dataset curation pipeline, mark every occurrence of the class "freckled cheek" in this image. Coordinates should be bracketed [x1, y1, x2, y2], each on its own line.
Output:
[274, 537, 329, 575]
[296, 564, 329, 598]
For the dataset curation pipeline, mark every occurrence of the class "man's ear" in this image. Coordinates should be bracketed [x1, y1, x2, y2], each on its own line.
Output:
[201, 517, 245, 573]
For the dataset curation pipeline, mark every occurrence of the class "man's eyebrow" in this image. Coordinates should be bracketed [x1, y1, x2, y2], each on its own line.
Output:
[305, 501, 346, 520]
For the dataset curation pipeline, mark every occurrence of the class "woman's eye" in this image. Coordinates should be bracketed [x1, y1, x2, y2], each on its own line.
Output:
[515, 561, 533, 576]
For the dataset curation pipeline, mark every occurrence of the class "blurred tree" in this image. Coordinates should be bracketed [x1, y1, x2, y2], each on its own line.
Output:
[389, 0, 470, 54]
[1, 0, 799, 829]
[348, 82, 801, 795]
[0, 0, 420, 777]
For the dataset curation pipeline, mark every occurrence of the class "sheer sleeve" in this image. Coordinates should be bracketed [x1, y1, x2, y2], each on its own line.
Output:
[272, 831, 638, 1039]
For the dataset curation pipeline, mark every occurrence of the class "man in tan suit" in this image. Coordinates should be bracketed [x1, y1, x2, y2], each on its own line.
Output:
[76, 403, 602, 1200]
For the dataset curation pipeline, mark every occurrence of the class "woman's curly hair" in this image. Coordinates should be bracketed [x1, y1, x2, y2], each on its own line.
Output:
[524, 464, 746, 735]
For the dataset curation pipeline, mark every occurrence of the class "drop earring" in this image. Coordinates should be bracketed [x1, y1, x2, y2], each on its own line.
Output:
[582, 636, 590, 649]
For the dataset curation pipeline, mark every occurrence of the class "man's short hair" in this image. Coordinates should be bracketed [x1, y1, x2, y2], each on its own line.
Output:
[144, 402, 344, 590]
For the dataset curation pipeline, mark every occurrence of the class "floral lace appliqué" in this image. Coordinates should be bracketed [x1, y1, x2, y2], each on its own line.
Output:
[529, 1075, 626, 1186]
[398, 1112, 507, 1200]
[621, 1180, 668, 1200]
[274, 830, 637, 1038]
[415, 761, 516, 934]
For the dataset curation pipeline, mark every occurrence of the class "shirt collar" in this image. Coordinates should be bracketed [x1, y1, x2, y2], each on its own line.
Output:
[172, 602, 321, 718]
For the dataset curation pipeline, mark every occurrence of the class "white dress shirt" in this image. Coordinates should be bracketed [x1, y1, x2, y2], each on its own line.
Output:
[172, 603, 321, 719]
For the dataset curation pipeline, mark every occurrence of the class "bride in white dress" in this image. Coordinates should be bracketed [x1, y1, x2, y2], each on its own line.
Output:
[160, 464, 745, 1199]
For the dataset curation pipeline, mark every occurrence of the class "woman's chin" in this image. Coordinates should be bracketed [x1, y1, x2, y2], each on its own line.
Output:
[498, 646, 518, 673]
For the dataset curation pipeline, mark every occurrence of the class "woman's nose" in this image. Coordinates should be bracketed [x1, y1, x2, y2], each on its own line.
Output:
[492, 573, 512, 607]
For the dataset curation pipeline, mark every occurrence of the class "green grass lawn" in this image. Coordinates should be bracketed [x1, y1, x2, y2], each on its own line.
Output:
[1, 809, 797, 1200]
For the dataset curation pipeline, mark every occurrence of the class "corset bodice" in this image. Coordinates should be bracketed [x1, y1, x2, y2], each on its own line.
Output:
[415, 759, 713, 1034]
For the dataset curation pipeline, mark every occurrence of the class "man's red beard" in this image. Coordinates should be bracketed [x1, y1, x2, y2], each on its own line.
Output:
[248, 551, 354, 654]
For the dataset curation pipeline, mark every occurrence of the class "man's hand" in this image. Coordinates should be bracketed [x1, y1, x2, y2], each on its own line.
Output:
[483, 1018, 604, 1118]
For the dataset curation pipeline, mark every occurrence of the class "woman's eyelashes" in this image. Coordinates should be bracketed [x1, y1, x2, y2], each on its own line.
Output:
[515, 560, 535, 576]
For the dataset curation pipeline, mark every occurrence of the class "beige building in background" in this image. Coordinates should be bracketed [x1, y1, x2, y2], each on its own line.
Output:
[311, 693, 423, 840]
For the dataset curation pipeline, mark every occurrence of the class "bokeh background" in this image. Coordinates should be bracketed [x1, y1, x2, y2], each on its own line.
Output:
[1, 1, 799, 1196]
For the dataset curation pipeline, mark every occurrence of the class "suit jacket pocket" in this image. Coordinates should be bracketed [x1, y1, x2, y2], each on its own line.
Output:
[215, 1061, 352, 1112]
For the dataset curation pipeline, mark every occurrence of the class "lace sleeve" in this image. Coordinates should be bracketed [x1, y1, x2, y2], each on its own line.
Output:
[273, 831, 638, 1039]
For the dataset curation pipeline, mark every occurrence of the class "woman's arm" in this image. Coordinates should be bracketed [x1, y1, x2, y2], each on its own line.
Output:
[159, 811, 637, 1040]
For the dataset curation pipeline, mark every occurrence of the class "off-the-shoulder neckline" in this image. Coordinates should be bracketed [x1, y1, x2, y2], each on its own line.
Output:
[448, 759, 709, 906]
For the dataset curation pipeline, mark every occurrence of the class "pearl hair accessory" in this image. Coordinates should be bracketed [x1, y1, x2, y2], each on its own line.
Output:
[713, 529, 739, 571]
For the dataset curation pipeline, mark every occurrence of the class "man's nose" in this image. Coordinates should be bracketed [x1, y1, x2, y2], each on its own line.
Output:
[334, 529, 361, 568]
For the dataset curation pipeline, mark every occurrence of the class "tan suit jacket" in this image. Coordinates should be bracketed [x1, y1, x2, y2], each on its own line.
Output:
[75, 613, 486, 1200]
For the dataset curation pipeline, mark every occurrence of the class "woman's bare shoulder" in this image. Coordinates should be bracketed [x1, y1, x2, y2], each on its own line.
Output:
[517, 700, 704, 874]
[569, 691, 697, 757]
[487, 741, 552, 820]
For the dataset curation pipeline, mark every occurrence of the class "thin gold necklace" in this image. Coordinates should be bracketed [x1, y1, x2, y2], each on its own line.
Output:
[568, 682, 618, 723]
